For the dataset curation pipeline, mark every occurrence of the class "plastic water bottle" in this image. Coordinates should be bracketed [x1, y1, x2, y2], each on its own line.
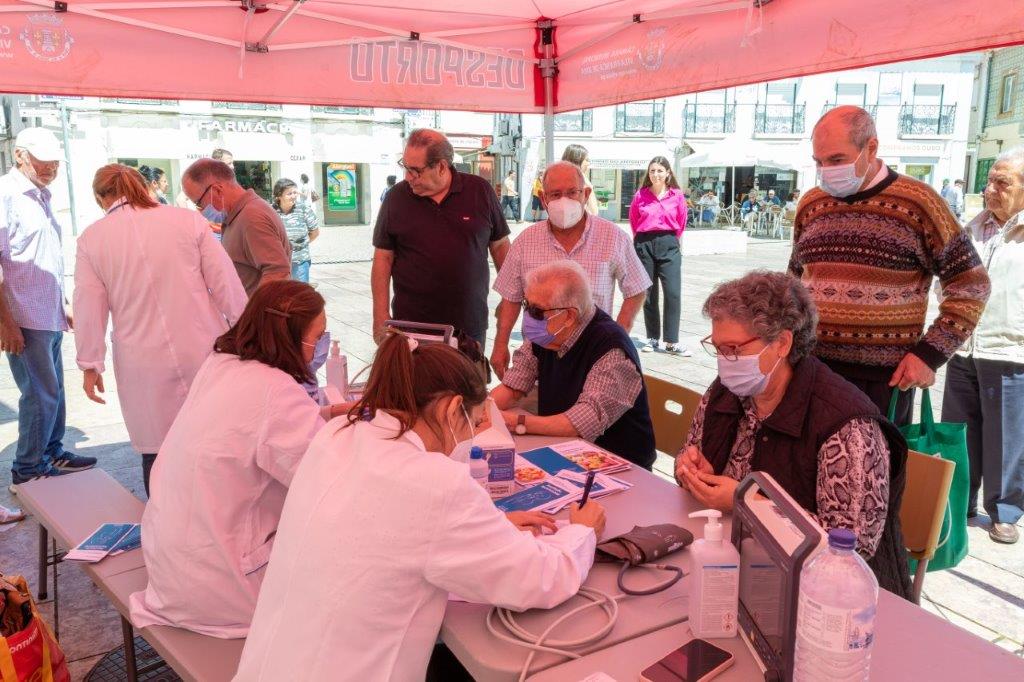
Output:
[469, 446, 489, 490]
[793, 528, 878, 682]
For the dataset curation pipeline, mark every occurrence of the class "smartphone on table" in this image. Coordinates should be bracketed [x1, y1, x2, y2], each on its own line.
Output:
[640, 638, 735, 682]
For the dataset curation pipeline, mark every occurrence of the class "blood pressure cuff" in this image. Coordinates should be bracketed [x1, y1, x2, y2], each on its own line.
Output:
[595, 524, 694, 566]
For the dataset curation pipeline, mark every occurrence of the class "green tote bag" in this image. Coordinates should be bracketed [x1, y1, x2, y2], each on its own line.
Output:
[888, 388, 970, 572]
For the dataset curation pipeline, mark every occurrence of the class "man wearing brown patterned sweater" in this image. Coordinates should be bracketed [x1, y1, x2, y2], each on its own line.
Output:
[789, 106, 990, 426]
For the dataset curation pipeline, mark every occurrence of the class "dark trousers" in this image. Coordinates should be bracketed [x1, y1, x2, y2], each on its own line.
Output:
[821, 358, 915, 427]
[942, 355, 1024, 524]
[142, 453, 157, 497]
[634, 232, 681, 344]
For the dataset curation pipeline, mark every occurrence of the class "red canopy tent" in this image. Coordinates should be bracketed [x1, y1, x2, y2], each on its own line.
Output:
[1, 0, 1022, 159]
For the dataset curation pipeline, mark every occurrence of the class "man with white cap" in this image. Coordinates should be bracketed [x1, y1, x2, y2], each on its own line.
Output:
[1, 127, 96, 503]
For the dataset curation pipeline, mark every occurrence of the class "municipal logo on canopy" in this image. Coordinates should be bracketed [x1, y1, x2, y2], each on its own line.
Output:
[20, 14, 73, 62]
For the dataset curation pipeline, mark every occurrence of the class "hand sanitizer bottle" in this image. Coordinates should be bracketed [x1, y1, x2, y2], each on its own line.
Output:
[469, 447, 489, 490]
[325, 340, 348, 400]
[688, 509, 740, 638]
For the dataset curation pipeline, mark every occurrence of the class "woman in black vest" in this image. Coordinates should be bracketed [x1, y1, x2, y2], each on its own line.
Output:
[675, 271, 912, 599]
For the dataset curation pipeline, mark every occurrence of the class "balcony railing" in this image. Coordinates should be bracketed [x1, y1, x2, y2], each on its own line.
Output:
[553, 109, 593, 132]
[822, 103, 877, 118]
[683, 103, 736, 134]
[754, 104, 806, 134]
[311, 105, 374, 116]
[615, 102, 665, 134]
[899, 104, 956, 135]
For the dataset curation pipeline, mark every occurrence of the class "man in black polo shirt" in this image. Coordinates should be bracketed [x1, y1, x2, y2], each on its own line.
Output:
[372, 129, 511, 348]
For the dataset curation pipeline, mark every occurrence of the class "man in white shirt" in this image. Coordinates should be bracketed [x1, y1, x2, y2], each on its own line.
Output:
[501, 169, 520, 223]
[490, 162, 650, 378]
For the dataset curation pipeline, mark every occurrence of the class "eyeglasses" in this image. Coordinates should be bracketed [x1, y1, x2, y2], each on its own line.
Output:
[194, 183, 214, 208]
[398, 159, 437, 179]
[522, 299, 576, 321]
[544, 188, 584, 201]
[700, 334, 763, 361]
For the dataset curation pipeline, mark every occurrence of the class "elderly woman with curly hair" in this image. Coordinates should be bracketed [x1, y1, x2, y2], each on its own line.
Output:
[676, 270, 912, 599]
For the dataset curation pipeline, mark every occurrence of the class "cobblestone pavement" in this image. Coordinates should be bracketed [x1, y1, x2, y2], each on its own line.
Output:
[1, 226, 1020, 678]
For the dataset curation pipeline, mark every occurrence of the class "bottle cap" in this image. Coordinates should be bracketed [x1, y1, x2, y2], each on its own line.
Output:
[688, 509, 724, 543]
[470, 446, 485, 460]
[331, 339, 341, 356]
[828, 528, 856, 551]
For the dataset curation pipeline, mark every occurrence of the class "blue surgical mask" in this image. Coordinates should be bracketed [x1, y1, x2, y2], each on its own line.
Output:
[522, 309, 568, 347]
[201, 203, 227, 226]
[717, 346, 782, 398]
[309, 331, 331, 372]
[817, 149, 867, 198]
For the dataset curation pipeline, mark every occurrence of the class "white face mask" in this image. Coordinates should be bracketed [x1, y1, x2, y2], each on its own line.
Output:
[448, 405, 476, 464]
[546, 196, 585, 230]
[817, 149, 867, 198]
[717, 346, 783, 398]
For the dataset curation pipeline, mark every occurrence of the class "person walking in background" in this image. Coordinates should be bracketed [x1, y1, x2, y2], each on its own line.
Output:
[530, 171, 545, 221]
[501, 169, 520, 223]
[1, 128, 96, 494]
[790, 105, 989, 425]
[380, 174, 397, 203]
[561, 144, 600, 216]
[182, 159, 291, 296]
[138, 165, 169, 204]
[273, 178, 320, 283]
[952, 179, 966, 220]
[74, 165, 247, 494]
[630, 156, 690, 356]
[372, 129, 510, 350]
[942, 148, 1024, 545]
[299, 173, 320, 206]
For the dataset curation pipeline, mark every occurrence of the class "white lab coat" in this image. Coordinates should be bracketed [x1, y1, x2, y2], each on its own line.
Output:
[74, 202, 247, 453]
[234, 411, 596, 682]
[129, 353, 326, 638]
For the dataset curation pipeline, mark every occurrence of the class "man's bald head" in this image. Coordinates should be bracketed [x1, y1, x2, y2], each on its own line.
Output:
[814, 105, 877, 150]
[542, 161, 585, 191]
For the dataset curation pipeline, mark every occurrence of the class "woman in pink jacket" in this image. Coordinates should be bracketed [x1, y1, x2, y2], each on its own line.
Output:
[629, 156, 690, 356]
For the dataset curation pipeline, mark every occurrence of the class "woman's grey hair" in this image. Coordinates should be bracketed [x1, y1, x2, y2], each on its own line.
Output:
[406, 128, 455, 168]
[184, 158, 236, 185]
[703, 270, 818, 362]
[996, 145, 1024, 181]
[525, 260, 595, 316]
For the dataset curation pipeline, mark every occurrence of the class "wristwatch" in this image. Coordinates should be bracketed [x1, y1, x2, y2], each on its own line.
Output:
[515, 414, 527, 436]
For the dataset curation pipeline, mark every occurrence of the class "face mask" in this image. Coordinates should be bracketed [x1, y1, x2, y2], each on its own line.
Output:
[817, 149, 866, 198]
[522, 309, 568, 347]
[299, 331, 331, 400]
[717, 346, 782, 398]
[448, 405, 476, 463]
[546, 197, 584, 229]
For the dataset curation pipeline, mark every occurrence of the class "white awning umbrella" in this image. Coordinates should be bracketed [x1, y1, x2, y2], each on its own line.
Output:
[679, 136, 804, 170]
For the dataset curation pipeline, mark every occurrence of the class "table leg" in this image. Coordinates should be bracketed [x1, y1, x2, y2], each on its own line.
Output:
[121, 617, 139, 681]
[52, 538, 59, 641]
[37, 525, 48, 600]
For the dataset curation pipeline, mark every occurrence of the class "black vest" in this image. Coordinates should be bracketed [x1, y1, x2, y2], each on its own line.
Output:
[534, 309, 656, 469]
[701, 356, 912, 600]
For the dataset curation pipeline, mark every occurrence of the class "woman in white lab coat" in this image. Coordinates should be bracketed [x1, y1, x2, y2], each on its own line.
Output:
[234, 332, 607, 682]
[74, 164, 248, 494]
[129, 280, 345, 638]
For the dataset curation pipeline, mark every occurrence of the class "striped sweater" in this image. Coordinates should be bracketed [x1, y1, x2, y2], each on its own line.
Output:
[789, 168, 990, 372]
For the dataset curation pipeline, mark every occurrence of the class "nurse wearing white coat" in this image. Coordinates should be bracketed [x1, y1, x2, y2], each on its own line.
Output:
[234, 332, 606, 682]
[74, 164, 247, 493]
[130, 280, 347, 638]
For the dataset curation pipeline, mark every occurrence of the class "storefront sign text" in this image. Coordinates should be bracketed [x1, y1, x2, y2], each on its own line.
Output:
[191, 119, 293, 134]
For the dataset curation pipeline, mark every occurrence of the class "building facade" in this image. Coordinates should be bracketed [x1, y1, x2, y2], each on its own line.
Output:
[970, 46, 1024, 194]
[517, 53, 980, 222]
[0, 96, 497, 231]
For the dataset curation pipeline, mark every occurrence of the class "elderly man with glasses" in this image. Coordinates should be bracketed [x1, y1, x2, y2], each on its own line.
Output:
[372, 128, 511, 350]
[490, 260, 656, 469]
[676, 270, 911, 599]
[489, 161, 650, 379]
[182, 158, 291, 296]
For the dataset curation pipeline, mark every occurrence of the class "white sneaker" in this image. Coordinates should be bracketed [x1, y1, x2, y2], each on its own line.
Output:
[641, 339, 660, 353]
[665, 343, 692, 357]
[0, 505, 26, 524]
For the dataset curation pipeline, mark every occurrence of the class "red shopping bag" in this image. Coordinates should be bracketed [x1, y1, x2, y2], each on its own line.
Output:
[0, 575, 70, 682]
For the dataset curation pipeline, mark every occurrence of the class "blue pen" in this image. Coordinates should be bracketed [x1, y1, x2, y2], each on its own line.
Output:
[579, 470, 597, 506]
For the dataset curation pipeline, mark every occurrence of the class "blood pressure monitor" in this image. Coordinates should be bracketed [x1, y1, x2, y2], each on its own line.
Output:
[730, 472, 827, 682]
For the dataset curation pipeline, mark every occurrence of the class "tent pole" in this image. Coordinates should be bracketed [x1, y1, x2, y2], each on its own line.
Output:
[58, 102, 78, 236]
[731, 165, 736, 226]
[539, 20, 556, 166]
